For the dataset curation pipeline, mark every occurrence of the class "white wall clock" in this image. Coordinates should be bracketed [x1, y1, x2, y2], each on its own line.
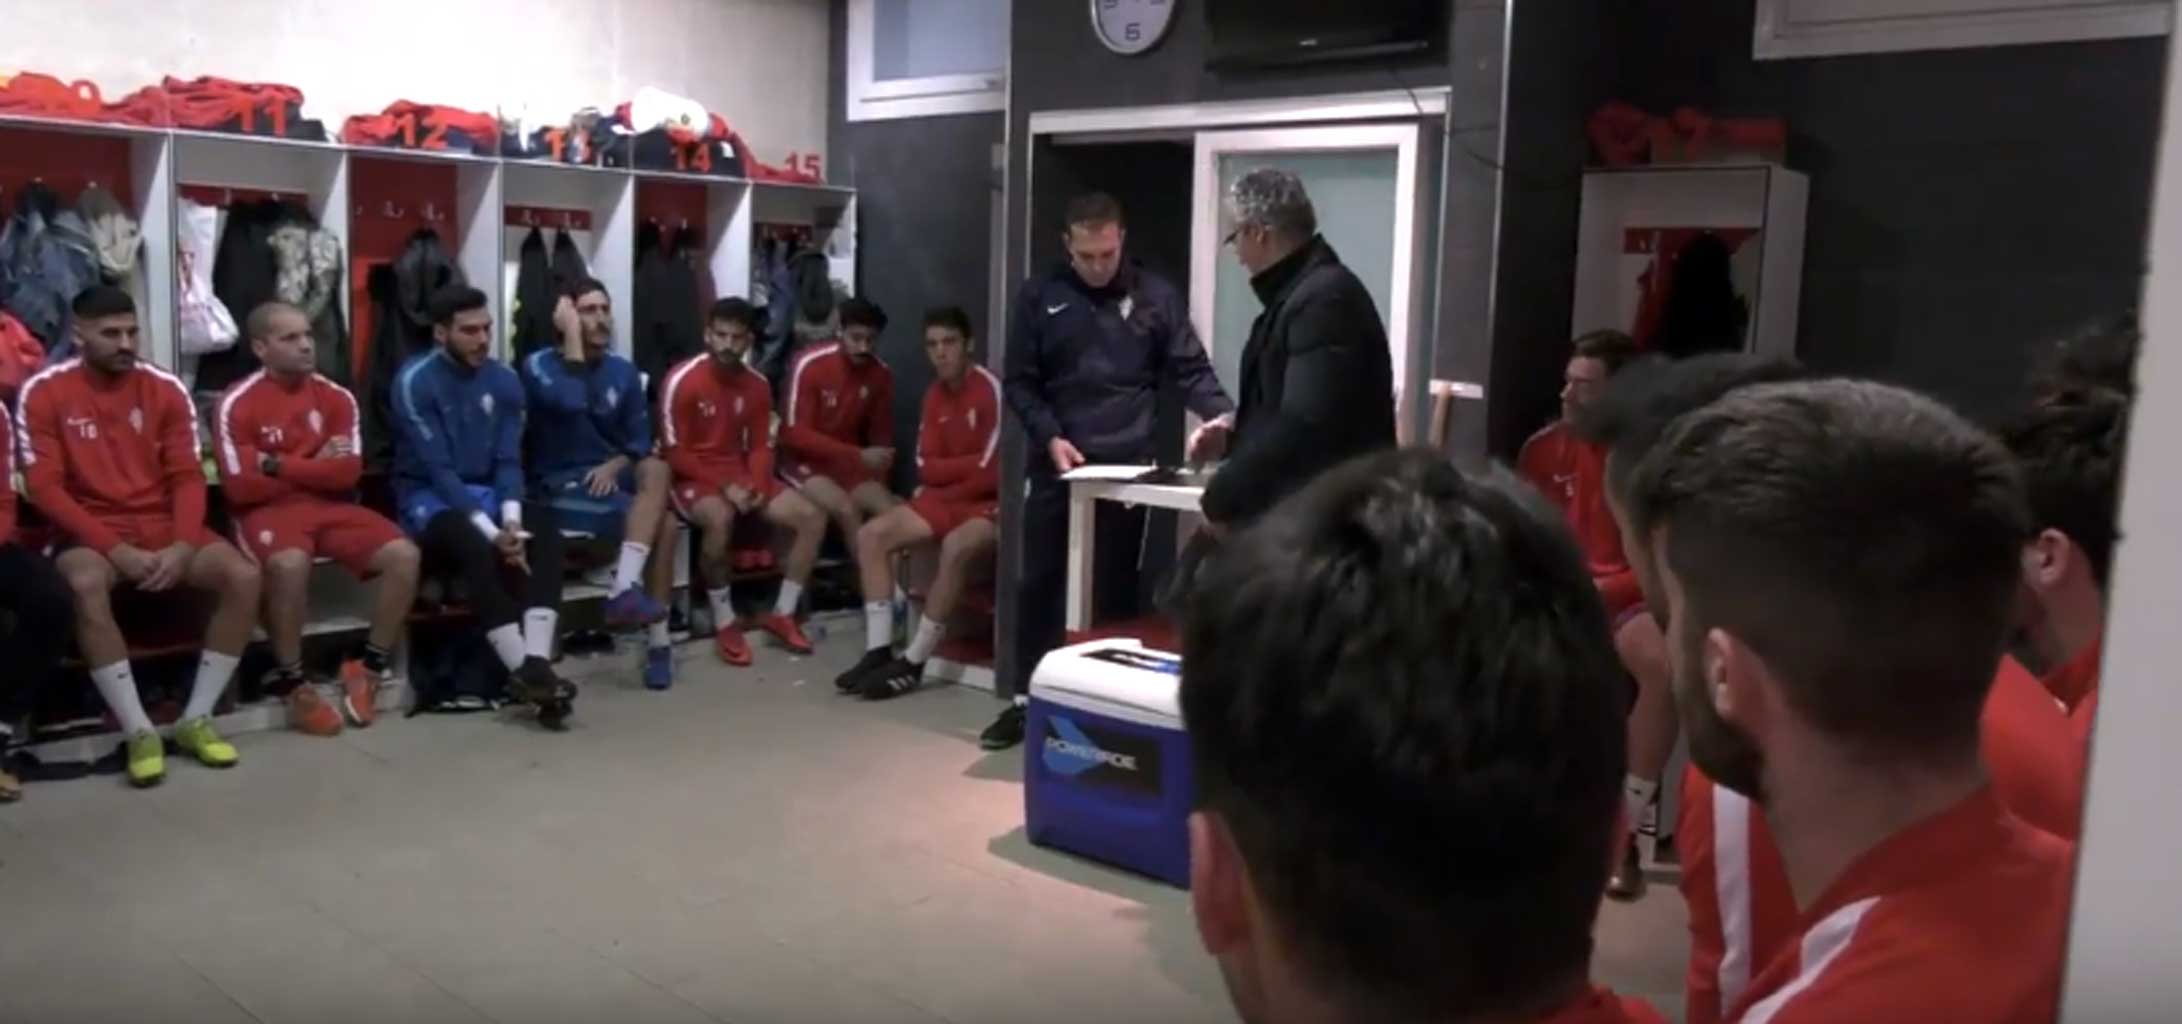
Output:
[1091, 0, 1178, 56]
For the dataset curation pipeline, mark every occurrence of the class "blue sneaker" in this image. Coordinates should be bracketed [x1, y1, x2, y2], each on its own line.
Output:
[604, 588, 668, 631]
[644, 644, 675, 691]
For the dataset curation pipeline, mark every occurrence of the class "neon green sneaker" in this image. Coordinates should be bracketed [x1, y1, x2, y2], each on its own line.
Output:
[173, 717, 238, 769]
[125, 730, 165, 788]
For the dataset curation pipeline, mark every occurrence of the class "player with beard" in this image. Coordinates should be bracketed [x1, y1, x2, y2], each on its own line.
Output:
[1624, 380, 2070, 1022]
[1578, 354, 2077, 1023]
[1181, 449, 1664, 1024]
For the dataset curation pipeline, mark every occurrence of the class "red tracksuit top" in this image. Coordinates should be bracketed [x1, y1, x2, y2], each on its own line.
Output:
[915, 366, 1001, 504]
[15, 359, 203, 555]
[1723, 788, 2070, 1024]
[781, 344, 894, 482]
[1516, 421, 1643, 619]
[1679, 656, 2080, 1024]
[660, 355, 775, 493]
[214, 370, 364, 511]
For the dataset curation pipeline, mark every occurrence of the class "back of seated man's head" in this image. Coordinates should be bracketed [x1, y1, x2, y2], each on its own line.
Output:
[1180, 448, 1627, 1024]
[1621, 380, 2030, 802]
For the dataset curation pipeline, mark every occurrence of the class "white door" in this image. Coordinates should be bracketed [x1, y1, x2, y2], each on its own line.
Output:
[1188, 124, 1425, 439]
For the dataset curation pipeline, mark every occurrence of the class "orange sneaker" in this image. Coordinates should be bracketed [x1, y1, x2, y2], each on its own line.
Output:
[715, 624, 753, 666]
[337, 659, 379, 728]
[754, 612, 813, 655]
[288, 683, 343, 737]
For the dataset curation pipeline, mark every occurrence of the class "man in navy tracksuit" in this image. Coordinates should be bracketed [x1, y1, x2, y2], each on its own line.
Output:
[392, 284, 575, 722]
[989, 192, 1232, 749]
[522, 277, 680, 690]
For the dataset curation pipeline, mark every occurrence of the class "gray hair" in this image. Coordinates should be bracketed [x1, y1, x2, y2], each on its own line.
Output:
[1228, 168, 1317, 242]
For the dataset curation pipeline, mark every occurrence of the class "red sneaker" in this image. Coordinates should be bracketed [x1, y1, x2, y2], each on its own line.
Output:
[754, 612, 813, 655]
[715, 624, 753, 666]
[337, 659, 379, 728]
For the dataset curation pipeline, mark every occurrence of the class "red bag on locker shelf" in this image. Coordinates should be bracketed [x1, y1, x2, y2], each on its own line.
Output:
[162, 75, 325, 140]
[733, 134, 820, 185]
[0, 73, 170, 126]
[343, 101, 498, 155]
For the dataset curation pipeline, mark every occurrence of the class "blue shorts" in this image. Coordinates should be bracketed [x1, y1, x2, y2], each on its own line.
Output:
[533, 466, 638, 539]
[399, 484, 503, 537]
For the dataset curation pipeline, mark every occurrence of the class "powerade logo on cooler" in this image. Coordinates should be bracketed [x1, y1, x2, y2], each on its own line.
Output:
[1042, 714, 1163, 796]
[1082, 648, 1181, 675]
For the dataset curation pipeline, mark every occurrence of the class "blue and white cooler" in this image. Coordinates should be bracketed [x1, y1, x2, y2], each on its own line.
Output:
[1024, 638, 1193, 887]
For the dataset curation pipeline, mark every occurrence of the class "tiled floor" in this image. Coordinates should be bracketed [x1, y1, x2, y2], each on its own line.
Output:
[0, 629, 1689, 1023]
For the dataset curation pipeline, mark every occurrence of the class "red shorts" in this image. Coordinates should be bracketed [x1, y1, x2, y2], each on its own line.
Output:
[907, 494, 998, 540]
[781, 458, 879, 495]
[95, 514, 215, 553]
[234, 500, 405, 576]
[671, 476, 781, 520]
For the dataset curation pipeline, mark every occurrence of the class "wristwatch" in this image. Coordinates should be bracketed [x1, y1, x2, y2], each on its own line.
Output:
[260, 452, 282, 477]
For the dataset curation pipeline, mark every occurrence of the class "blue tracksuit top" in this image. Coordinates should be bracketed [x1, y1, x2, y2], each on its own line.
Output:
[520, 348, 652, 486]
[390, 347, 527, 517]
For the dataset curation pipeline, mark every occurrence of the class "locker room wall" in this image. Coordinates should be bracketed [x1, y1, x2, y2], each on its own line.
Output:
[0, 0, 830, 171]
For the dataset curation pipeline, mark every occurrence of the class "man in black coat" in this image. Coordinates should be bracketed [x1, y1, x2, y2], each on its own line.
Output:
[1192, 169, 1397, 529]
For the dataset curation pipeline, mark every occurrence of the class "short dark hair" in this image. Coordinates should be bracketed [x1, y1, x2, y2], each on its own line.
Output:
[839, 297, 887, 332]
[1570, 329, 1640, 376]
[428, 284, 488, 325]
[921, 306, 974, 339]
[708, 297, 758, 330]
[2032, 313, 2140, 399]
[2002, 387, 2130, 588]
[1064, 191, 1124, 230]
[71, 284, 136, 320]
[246, 301, 306, 341]
[1573, 352, 1805, 501]
[1183, 448, 1625, 1021]
[1625, 380, 2029, 756]
[563, 276, 610, 303]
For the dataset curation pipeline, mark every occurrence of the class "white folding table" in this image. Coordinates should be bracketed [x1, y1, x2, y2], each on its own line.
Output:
[1060, 465, 1207, 632]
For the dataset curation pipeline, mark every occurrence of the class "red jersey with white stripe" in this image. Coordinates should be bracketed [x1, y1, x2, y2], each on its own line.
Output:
[0, 411, 16, 544]
[1724, 788, 2070, 1024]
[660, 355, 776, 493]
[780, 344, 893, 484]
[14, 359, 204, 555]
[1679, 656, 2081, 1024]
[1515, 421, 1642, 619]
[214, 370, 364, 511]
[914, 366, 1001, 504]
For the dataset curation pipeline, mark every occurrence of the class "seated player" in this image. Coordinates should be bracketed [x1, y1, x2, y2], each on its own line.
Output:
[1580, 354, 2079, 1024]
[522, 277, 679, 690]
[780, 296, 899, 547]
[832, 307, 999, 700]
[217, 302, 422, 736]
[1181, 449, 1664, 1024]
[0, 406, 73, 801]
[16, 285, 263, 787]
[1516, 328, 1655, 897]
[661, 298, 828, 666]
[1625, 379, 2071, 1022]
[392, 285, 576, 721]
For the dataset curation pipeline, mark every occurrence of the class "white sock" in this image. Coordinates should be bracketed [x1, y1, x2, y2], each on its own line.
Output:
[1623, 775, 1660, 828]
[904, 616, 946, 664]
[90, 661, 155, 735]
[708, 585, 734, 627]
[613, 541, 651, 594]
[486, 623, 527, 671]
[864, 600, 893, 651]
[183, 651, 241, 722]
[892, 583, 908, 608]
[524, 609, 559, 661]
[773, 578, 803, 617]
[648, 619, 671, 648]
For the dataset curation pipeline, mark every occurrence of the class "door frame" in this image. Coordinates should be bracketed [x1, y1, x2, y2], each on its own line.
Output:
[1186, 124, 1425, 430]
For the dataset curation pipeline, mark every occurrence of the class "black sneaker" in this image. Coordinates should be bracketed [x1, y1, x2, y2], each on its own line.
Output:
[834, 648, 893, 694]
[979, 703, 1027, 750]
[857, 658, 926, 702]
[509, 657, 578, 705]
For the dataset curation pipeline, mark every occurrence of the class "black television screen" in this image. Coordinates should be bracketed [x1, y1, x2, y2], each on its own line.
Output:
[1205, 0, 1446, 70]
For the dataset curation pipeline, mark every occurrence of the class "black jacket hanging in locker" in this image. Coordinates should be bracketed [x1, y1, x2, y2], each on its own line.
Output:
[199, 198, 284, 392]
[361, 229, 464, 467]
[511, 226, 553, 360]
[549, 228, 590, 299]
[632, 223, 702, 399]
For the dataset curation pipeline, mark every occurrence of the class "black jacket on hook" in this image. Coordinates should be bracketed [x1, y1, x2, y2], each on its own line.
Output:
[632, 222, 702, 398]
[511, 226, 553, 360]
[361, 230, 465, 467]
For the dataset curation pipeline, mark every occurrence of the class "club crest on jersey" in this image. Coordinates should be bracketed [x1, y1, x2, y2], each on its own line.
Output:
[481, 394, 495, 416]
[858, 385, 869, 402]
[603, 386, 619, 411]
[1118, 295, 1135, 321]
[968, 408, 978, 430]
[258, 530, 274, 548]
[307, 409, 324, 434]
[127, 408, 144, 434]
[734, 396, 745, 416]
